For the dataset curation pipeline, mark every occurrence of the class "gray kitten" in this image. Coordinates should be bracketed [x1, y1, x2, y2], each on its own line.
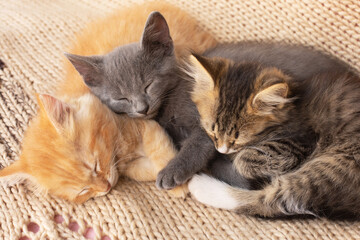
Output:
[65, 12, 347, 190]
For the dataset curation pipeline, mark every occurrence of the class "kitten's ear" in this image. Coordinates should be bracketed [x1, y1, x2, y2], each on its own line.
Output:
[252, 82, 290, 114]
[188, 54, 227, 91]
[188, 54, 215, 91]
[37, 94, 73, 132]
[140, 11, 173, 56]
[0, 161, 29, 185]
[64, 53, 104, 87]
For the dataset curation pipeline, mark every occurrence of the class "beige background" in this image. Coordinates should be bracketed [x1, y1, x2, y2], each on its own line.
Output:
[0, 0, 359, 239]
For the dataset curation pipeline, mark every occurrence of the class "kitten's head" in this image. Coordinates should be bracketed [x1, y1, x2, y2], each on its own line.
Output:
[0, 93, 119, 203]
[188, 55, 293, 154]
[65, 11, 177, 119]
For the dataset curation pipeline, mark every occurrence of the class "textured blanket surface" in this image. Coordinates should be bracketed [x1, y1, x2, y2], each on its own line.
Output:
[0, 0, 359, 239]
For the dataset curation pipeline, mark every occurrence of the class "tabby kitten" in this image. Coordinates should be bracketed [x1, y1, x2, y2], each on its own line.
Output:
[187, 54, 360, 218]
[195, 42, 347, 187]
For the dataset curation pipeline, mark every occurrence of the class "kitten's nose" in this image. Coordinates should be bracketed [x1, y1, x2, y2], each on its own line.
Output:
[217, 144, 229, 154]
[137, 104, 149, 115]
[105, 181, 111, 192]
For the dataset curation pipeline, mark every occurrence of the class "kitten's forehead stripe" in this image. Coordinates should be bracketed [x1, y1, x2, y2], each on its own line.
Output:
[215, 63, 261, 134]
[105, 43, 148, 93]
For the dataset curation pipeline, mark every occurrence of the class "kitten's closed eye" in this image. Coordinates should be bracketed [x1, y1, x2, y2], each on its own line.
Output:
[234, 131, 239, 139]
[94, 161, 100, 173]
[116, 97, 129, 102]
[144, 81, 153, 93]
[78, 187, 90, 196]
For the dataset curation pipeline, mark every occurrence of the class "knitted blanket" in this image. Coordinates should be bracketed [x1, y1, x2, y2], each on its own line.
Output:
[0, 0, 359, 239]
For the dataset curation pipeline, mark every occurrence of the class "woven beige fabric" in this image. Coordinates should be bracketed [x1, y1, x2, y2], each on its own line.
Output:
[0, 0, 360, 239]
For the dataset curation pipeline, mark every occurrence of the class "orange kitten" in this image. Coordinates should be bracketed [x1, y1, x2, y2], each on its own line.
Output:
[0, 2, 217, 203]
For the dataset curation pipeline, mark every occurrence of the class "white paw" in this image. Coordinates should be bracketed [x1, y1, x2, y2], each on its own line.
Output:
[188, 174, 238, 210]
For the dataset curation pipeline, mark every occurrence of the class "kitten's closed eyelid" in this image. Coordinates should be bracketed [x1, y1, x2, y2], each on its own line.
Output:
[84, 163, 92, 170]
[116, 97, 129, 102]
[234, 131, 239, 139]
[78, 187, 90, 196]
[94, 161, 98, 172]
[144, 81, 153, 93]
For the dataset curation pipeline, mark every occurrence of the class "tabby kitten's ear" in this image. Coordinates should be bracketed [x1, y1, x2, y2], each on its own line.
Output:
[252, 69, 291, 115]
[188, 54, 227, 92]
[188, 54, 215, 92]
[64, 53, 104, 87]
[37, 94, 73, 133]
[140, 11, 173, 57]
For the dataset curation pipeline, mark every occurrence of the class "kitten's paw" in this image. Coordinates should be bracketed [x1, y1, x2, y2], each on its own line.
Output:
[168, 184, 189, 198]
[188, 174, 238, 210]
[156, 164, 191, 189]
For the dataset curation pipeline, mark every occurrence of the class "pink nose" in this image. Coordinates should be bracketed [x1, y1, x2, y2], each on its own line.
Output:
[105, 181, 111, 192]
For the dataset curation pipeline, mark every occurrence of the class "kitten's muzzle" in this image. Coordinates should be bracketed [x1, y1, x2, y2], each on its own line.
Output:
[137, 104, 149, 115]
[105, 181, 111, 192]
[96, 181, 112, 197]
[216, 144, 237, 154]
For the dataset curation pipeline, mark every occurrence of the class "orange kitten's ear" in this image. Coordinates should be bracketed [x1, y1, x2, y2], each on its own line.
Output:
[0, 161, 29, 185]
[38, 94, 73, 133]
[252, 83, 290, 114]
[141, 11, 173, 56]
[64, 53, 104, 86]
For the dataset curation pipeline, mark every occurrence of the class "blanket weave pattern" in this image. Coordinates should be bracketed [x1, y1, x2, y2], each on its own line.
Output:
[0, 0, 359, 239]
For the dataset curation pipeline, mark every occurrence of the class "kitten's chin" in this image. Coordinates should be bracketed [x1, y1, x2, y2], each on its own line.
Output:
[226, 149, 238, 154]
[144, 111, 158, 119]
[128, 111, 158, 119]
[216, 145, 238, 154]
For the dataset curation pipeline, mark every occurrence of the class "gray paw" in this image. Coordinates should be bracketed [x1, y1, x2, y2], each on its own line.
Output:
[156, 164, 191, 190]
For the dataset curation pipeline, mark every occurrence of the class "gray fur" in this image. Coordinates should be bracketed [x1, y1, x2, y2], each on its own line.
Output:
[65, 40, 176, 119]
[208, 154, 251, 189]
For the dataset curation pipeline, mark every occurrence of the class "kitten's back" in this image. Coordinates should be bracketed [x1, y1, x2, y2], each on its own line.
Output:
[204, 42, 347, 81]
[297, 71, 360, 138]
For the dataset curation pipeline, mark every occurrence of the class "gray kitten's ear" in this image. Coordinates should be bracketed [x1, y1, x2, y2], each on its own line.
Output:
[140, 11, 173, 56]
[64, 53, 104, 87]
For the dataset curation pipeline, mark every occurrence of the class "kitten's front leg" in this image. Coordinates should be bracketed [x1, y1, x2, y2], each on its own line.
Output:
[208, 154, 251, 189]
[156, 127, 216, 189]
[234, 139, 307, 180]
